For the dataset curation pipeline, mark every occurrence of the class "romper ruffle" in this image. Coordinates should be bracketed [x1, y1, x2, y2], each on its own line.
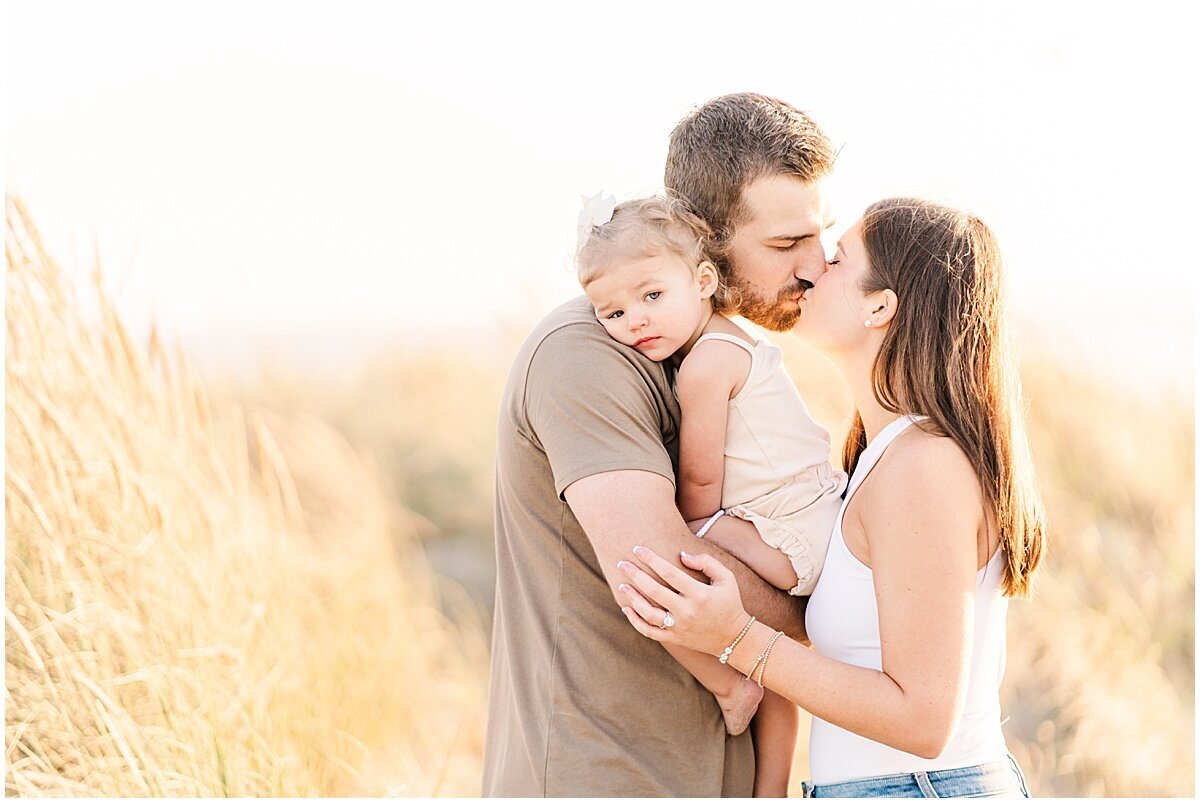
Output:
[726, 462, 846, 595]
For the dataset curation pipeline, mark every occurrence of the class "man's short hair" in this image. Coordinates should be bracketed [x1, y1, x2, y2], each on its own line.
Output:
[664, 93, 835, 254]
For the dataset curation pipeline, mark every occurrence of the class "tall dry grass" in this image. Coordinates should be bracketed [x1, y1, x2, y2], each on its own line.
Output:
[4, 196, 488, 796]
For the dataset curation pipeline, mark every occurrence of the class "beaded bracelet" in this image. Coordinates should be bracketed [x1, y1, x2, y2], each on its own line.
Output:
[718, 615, 756, 665]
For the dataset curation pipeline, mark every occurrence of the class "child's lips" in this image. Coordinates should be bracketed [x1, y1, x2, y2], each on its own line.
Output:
[634, 336, 660, 348]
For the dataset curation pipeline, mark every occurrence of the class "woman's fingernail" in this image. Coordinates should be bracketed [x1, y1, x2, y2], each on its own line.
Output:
[618, 583, 630, 593]
[617, 561, 631, 573]
[681, 550, 693, 560]
[632, 545, 647, 558]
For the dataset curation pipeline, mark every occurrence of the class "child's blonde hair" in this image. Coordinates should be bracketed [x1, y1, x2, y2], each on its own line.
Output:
[576, 196, 742, 314]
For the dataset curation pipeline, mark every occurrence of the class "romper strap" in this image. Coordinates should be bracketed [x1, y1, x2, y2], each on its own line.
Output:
[694, 332, 757, 355]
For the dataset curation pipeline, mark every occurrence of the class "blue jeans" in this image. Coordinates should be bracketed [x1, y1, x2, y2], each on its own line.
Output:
[802, 754, 1031, 798]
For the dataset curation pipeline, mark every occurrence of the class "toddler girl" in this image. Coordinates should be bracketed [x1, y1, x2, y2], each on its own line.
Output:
[576, 194, 848, 797]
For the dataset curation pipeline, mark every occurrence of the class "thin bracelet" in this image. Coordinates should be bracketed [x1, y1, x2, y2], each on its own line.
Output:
[745, 629, 783, 685]
[718, 615, 756, 665]
[754, 630, 785, 687]
[695, 509, 725, 539]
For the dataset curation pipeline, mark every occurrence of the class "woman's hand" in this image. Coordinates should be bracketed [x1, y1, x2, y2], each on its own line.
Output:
[617, 546, 750, 656]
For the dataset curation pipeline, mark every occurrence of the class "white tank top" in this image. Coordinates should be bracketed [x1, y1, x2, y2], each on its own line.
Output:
[805, 415, 1010, 785]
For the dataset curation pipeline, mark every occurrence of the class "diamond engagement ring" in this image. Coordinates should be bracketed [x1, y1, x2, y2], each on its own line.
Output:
[661, 612, 675, 629]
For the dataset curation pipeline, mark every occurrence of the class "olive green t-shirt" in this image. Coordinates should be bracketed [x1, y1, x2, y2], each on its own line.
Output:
[482, 296, 755, 797]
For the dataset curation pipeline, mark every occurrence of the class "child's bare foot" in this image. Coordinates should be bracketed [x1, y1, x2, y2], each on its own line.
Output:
[717, 677, 764, 735]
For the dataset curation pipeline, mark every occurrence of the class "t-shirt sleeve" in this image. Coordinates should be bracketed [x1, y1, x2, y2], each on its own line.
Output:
[523, 324, 675, 499]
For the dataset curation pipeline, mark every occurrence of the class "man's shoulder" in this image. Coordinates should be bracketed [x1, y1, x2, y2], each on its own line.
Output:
[501, 295, 676, 432]
[523, 295, 614, 351]
[517, 295, 657, 373]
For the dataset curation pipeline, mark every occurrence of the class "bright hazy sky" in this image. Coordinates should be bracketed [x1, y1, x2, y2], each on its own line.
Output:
[3, 1, 1196, 384]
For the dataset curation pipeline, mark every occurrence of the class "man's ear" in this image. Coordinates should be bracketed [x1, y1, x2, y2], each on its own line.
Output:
[697, 261, 719, 300]
[865, 288, 898, 328]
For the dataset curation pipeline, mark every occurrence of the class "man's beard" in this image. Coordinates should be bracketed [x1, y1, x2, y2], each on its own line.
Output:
[732, 277, 807, 332]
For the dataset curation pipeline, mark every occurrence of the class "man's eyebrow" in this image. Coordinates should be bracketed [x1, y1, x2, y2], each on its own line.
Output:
[767, 222, 835, 241]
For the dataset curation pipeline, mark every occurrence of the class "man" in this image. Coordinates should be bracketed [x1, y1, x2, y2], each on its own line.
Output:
[482, 93, 836, 797]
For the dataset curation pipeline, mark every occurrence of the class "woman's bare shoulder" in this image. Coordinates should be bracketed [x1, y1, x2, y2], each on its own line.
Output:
[891, 425, 977, 476]
[864, 425, 984, 517]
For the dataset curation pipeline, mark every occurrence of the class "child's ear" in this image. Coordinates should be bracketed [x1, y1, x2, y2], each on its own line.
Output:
[697, 261, 719, 300]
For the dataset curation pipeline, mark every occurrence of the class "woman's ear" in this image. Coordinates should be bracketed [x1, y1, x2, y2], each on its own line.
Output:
[864, 288, 898, 328]
[697, 261, 719, 300]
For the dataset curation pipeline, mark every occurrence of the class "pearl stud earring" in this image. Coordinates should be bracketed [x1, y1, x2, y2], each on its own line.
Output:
[863, 320, 872, 327]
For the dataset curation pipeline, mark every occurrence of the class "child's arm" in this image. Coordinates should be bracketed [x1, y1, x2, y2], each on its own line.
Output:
[675, 341, 751, 521]
[752, 690, 798, 797]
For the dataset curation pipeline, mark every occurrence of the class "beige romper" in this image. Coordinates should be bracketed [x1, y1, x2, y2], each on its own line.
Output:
[693, 332, 848, 595]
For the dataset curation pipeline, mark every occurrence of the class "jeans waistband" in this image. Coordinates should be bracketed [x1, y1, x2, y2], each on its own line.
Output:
[801, 753, 1031, 798]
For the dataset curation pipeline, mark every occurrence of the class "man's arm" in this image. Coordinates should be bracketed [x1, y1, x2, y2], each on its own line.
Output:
[565, 469, 807, 641]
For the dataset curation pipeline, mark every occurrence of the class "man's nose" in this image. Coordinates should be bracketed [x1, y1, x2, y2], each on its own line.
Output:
[795, 254, 828, 285]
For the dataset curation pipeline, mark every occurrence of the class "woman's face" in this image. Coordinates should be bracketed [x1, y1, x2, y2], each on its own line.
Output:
[794, 219, 878, 354]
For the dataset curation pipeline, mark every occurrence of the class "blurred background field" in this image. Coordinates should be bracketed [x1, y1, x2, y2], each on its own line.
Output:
[233, 306, 1197, 799]
[8, 192, 1193, 796]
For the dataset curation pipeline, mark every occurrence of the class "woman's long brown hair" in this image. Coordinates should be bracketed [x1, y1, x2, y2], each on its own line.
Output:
[842, 198, 1046, 597]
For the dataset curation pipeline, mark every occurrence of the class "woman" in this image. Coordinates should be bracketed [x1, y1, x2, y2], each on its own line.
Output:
[616, 198, 1045, 797]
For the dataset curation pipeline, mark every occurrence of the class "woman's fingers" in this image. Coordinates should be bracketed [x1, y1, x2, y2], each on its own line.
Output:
[620, 547, 748, 657]
[632, 545, 705, 594]
[617, 559, 683, 610]
[621, 605, 669, 643]
[618, 583, 669, 628]
[680, 549, 736, 586]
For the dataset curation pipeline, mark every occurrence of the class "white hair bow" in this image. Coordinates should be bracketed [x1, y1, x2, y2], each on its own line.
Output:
[576, 191, 617, 256]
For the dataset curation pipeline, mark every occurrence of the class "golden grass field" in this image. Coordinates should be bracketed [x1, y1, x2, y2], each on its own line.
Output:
[5, 196, 1195, 796]
[5, 198, 487, 795]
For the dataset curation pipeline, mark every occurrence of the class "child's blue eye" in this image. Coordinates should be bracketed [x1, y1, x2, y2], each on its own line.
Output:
[645, 291, 661, 301]
[606, 311, 624, 320]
